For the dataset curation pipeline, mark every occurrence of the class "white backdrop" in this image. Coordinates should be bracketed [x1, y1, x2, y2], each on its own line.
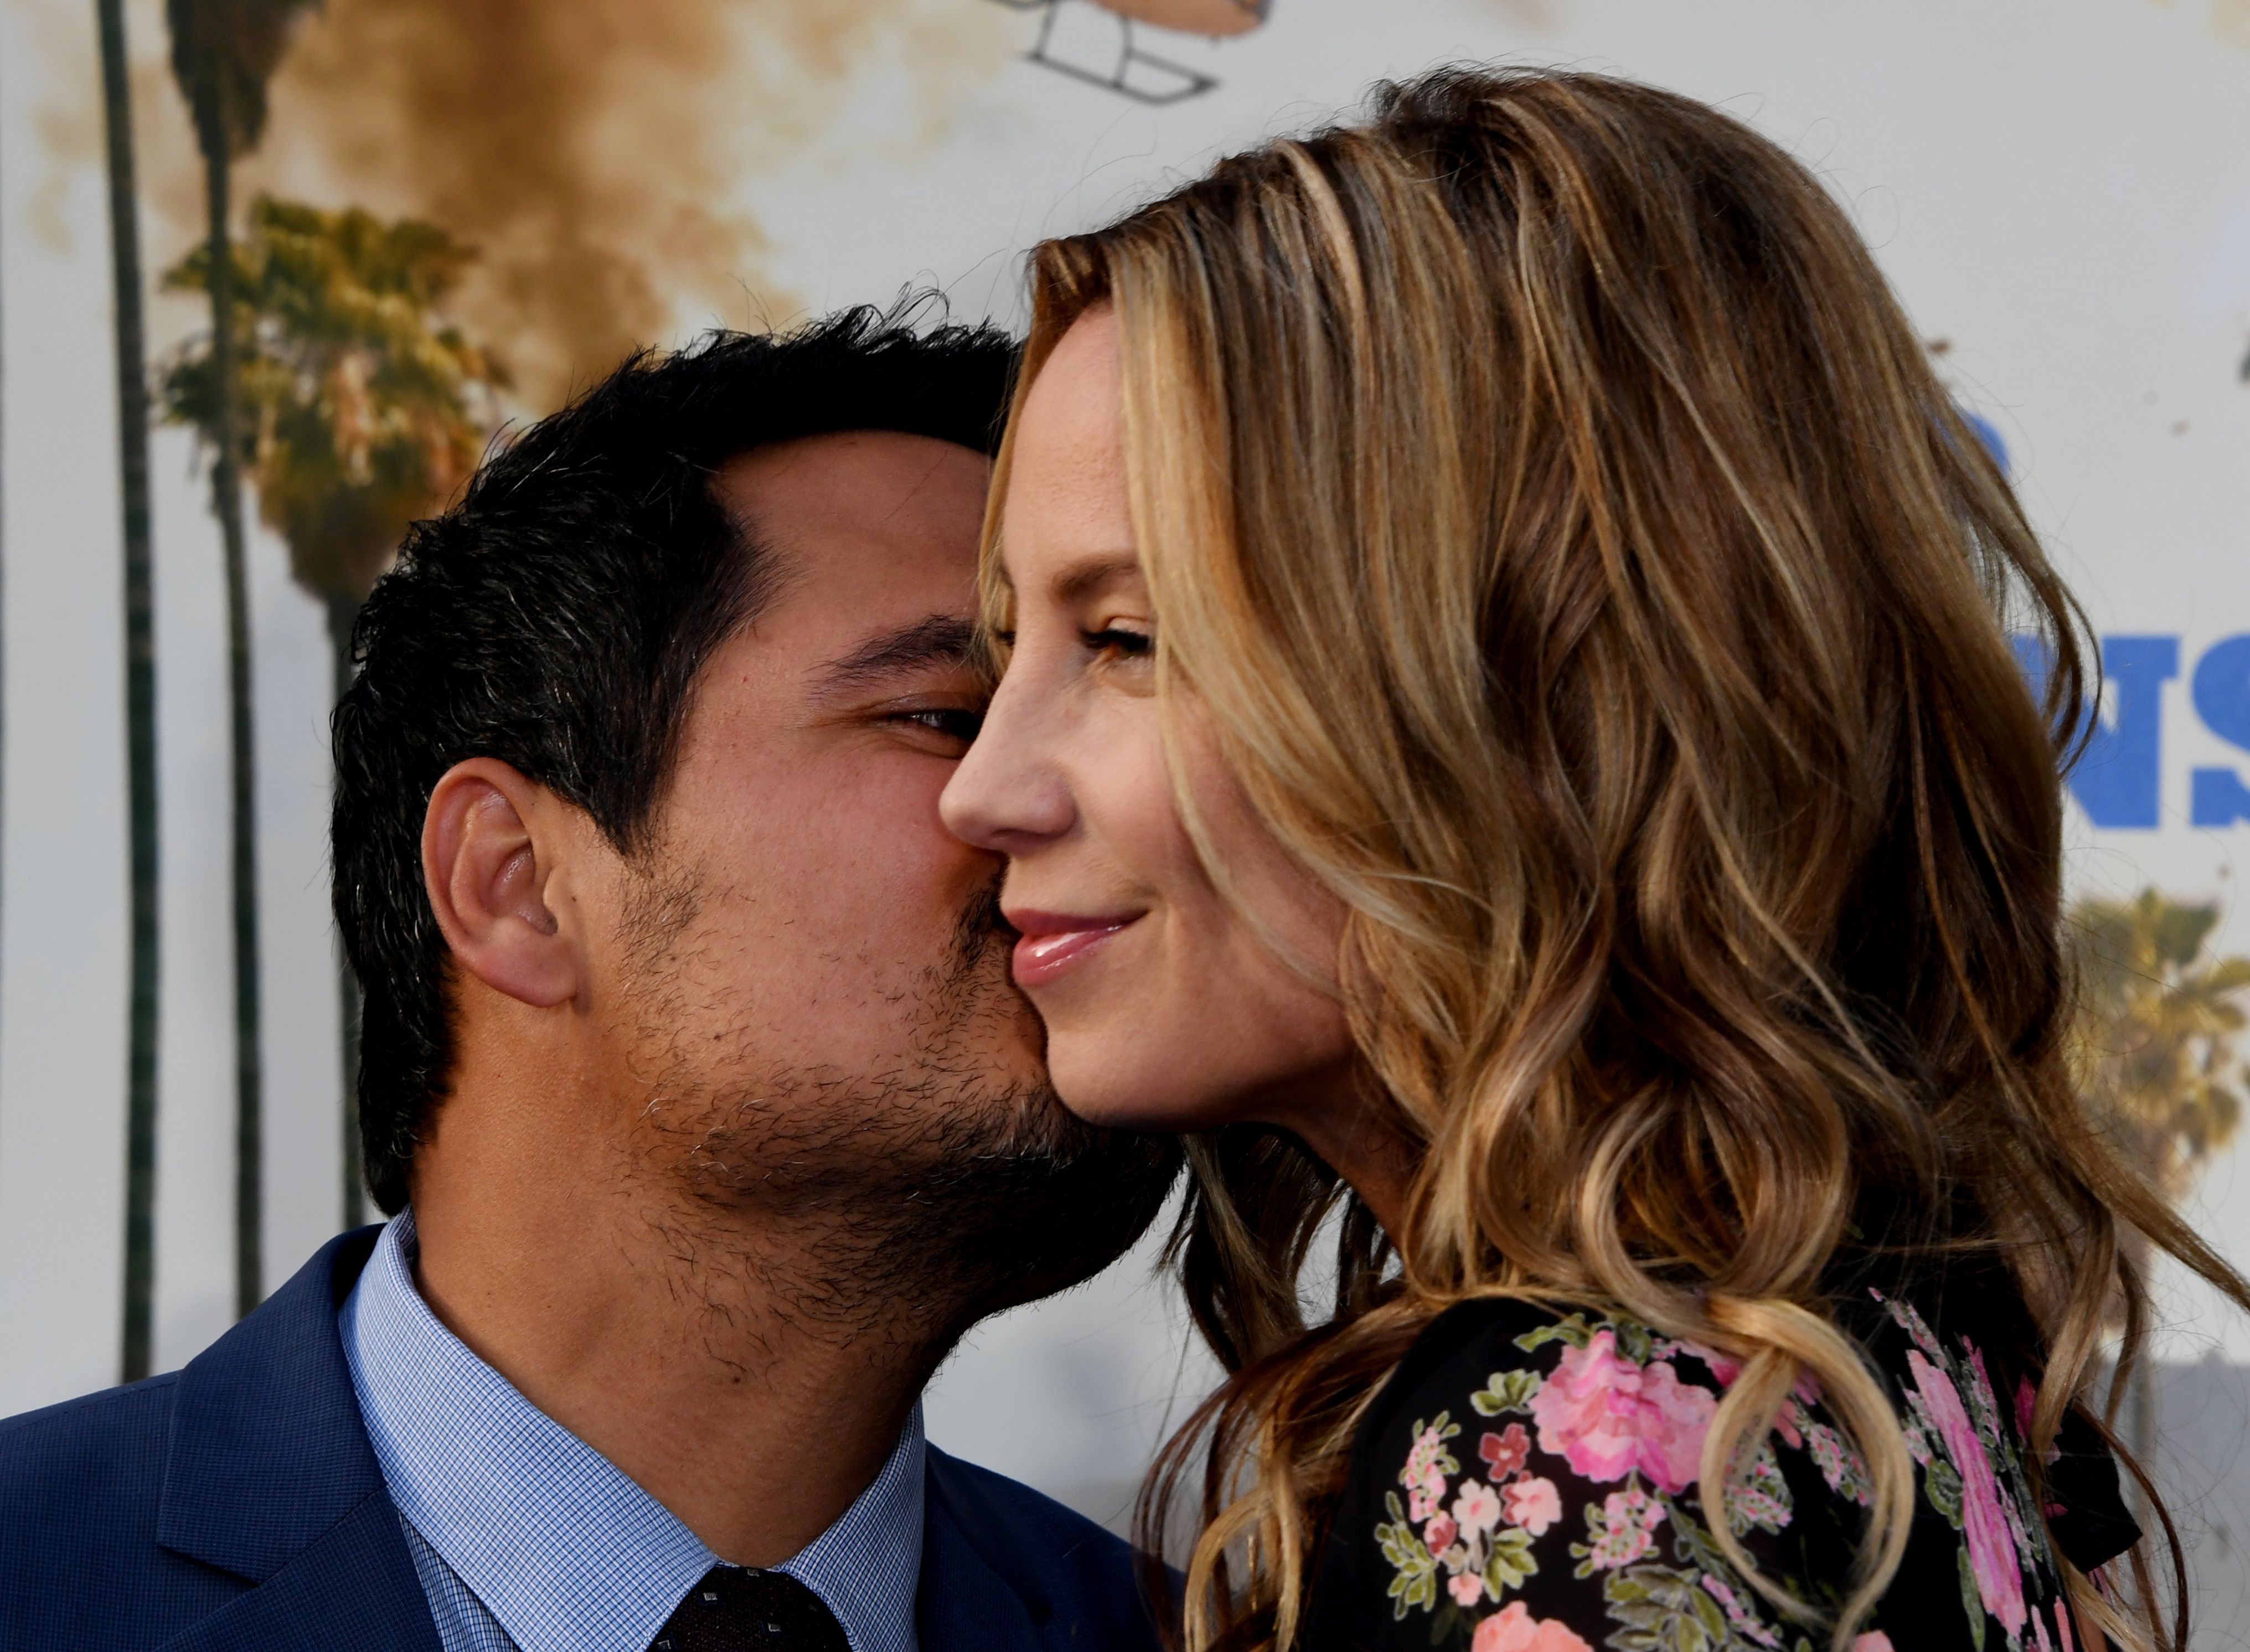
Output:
[3, 0, 2249, 1536]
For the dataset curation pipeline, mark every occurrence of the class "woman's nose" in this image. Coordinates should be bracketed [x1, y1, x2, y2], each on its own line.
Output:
[941, 674, 1077, 853]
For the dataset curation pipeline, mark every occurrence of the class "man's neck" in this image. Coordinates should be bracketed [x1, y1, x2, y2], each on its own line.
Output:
[408, 1097, 954, 1567]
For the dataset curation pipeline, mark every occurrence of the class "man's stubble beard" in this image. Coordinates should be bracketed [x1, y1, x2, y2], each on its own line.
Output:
[616, 866, 1183, 1363]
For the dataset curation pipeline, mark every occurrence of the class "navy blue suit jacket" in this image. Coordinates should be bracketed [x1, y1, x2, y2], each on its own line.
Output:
[0, 1228, 1161, 1652]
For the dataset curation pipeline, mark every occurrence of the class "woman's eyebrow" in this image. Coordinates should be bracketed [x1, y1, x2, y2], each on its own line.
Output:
[1051, 553, 1143, 605]
[812, 613, 979, 696]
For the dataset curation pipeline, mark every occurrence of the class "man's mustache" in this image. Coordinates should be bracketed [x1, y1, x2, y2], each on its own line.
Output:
[956, 876, 1020, 954]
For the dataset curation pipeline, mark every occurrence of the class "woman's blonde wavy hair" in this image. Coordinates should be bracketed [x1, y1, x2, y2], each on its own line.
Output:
[984, 66, 2250, 1652]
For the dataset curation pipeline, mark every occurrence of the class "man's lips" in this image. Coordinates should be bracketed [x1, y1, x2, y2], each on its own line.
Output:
[1005, 908, 1141, 989]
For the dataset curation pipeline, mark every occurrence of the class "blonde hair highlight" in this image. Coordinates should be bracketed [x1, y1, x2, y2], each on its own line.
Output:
[986, 67, 2244, 1651]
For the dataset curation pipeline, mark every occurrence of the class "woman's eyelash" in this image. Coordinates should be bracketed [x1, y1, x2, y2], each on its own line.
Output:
[1085, 626, 1154, 659]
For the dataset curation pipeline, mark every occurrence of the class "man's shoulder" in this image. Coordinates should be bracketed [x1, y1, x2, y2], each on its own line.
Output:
[0, 1370, 183, 1506]
[0, 1372, 252, 1646]
[924, 1448, 1164, 1651]
[926, 1447, 1129, 1565]
[0, 1235, 414, 1651]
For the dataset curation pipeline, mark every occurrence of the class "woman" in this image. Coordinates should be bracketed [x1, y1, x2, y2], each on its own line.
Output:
[941, 68, 2243, 1650]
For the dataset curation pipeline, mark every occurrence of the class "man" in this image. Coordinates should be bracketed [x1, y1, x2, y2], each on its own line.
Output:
[0, 308, 1181, 1651]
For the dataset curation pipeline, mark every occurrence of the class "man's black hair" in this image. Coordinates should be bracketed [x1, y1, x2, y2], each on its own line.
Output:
[332, 303, 1018, 1216]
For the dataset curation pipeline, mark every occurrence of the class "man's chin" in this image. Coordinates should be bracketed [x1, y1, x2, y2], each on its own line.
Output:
[924, 1078, 1185, 1321]
[906, 942, 1186, 1315]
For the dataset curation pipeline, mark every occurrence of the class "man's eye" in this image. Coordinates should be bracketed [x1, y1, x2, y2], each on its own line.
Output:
[1084, 626, 1153, 661]
[893, 707, 984, 741]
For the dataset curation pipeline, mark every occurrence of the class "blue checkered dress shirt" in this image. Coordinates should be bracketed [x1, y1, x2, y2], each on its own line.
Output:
[340, 1212, 925, 1652]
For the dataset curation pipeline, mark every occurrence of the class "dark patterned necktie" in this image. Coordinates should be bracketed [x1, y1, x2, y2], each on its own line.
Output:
[647, 1565, 851, 1651]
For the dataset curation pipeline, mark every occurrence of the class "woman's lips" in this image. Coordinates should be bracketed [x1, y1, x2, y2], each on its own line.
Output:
[1007, 911, 1139, 988]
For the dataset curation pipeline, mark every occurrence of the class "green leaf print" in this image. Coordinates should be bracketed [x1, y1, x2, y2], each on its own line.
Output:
[1386, 1562, 1437, 1620]
[1470, 1369, 1542, 1417]
[1483, 1525, 1540, 1596]
[1924, 1455, 1965, 1529]
[1666, 1501, 1735, 1579]
[1376, 1490, 1439, 1620]
[1602, 1562, 1727, 1652]
[1613, 1318, 1657, 1365]
[1514, 1313, 1597, 1353]
[1958, 1544, 1987, 1652]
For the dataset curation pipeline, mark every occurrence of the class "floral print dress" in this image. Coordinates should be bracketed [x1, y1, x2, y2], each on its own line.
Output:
[1299, 1282, 2139, 1652]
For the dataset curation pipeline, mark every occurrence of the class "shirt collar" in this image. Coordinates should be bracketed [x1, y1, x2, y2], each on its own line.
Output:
[340, 1211, 926, 1652]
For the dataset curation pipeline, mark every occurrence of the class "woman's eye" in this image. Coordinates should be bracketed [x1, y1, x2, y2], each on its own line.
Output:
[893, 707, 984, 741]
[1084, 626, 1154, 662]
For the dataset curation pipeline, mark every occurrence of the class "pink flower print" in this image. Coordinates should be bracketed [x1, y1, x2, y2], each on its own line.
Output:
[1631, 1354, 1717, 1493]
[1900, 1415, 1934, 1469]
[1674, 1342, 1821, 1417]
[1908, 1349, 2026, 1640]
[1699, 1576, 1782, 1649]
[1452, 1479, 1503, 1536]
[1766, 1369, 1824, 1450]
[1502, 1475, 1562, 1536]
[1448, 1573, 1485, 1608]
[2009, 1365, 2063, 1471]
[1480, 1423, 1530, 1479]
[1425, 1512, 1458, 1557]
[1872, 1288, 1945, 1361]
[1582, 1485, 1666, 1570]
[1772, 1398, 1804, 1452]
[1728, 1482, 1792, 1534]
[1852, 1637, 1895, 1652]
[1472, 1602, 1596, 1652]
[1401, 1417, 1453, 1524]
[1968, 1346, 2004, 1421]
[1675, 1340, 1743, 1389]
[2032, 1602, 2055, 1652]
[2053, 1601, 2075, 1652]
[1527, 1329, 1716, 1494]
[1403, 1431, 1439, 1485]
[1803, 1418, 1875, 1507]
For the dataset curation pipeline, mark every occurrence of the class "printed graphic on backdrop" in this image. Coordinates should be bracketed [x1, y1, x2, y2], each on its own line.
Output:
[3, 9, 2248, 1625]
[988, 0, 1268, 101]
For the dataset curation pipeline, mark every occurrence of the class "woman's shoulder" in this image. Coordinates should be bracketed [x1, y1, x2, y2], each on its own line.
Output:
[1307, 1296, 1843, 1652]
[1351, 1295, 1774, 1505]
[1299, 1289, 2122, 1652]
[1349, 1293, 1723, 1448]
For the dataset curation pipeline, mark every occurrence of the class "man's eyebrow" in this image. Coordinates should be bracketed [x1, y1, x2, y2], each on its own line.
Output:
[812, 614, 980, 695]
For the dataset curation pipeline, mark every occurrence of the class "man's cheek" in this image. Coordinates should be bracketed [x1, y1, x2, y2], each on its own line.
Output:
[761, 783, 973, 890]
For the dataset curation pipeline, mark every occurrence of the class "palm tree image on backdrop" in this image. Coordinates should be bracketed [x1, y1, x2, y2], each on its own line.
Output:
[160, 199, 504, 1233]
[58, 0, 1059, 1369]
[166, 0, 322, 1339]
[2071, 888, 2250, 1460]
[94, 0, 163, 1387]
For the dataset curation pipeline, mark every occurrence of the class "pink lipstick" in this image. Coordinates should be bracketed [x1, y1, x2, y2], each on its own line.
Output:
[1006, 909, 1139, 988]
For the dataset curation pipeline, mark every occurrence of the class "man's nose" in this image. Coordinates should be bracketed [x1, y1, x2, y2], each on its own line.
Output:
[940, 677, 1076, 853]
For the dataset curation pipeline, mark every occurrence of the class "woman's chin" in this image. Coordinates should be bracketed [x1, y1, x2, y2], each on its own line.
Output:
[1047, 1044, 1224, 1136]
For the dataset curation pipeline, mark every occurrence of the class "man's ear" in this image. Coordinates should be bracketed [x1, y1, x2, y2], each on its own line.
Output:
[422, 758, 581, 1009]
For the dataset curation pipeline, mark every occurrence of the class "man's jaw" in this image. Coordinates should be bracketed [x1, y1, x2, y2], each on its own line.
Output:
[608, 870, 1180, 1362]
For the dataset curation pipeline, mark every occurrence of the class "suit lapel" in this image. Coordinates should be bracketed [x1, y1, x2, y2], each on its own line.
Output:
[155, 1228, 440, 1652]
[918, 1452, 1047, 1652]
[155, 1489, 441, 1652]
